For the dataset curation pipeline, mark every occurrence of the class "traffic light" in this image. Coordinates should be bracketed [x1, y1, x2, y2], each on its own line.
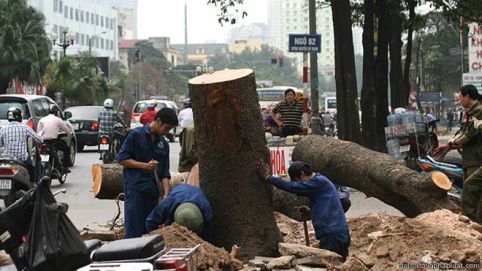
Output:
[271, 58, 277, 64]
[278, 55, 284, 67]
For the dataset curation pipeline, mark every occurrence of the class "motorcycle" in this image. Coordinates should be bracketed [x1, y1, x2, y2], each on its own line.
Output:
[99, 124, 126, 164]
[0, 155, 33, 207]
[39, 142, 67, 184]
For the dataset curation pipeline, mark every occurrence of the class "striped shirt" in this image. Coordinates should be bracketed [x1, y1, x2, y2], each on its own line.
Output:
[0, 122, 43, 161]
[272, 101, 303, 127]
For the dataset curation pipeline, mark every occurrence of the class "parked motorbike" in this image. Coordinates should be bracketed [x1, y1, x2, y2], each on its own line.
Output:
[0, 155, 33, 207]
[416, 155, 463, 205]
[39, 142, 67, 184]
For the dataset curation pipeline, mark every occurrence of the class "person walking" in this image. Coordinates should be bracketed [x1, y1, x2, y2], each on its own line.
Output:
[446, 109, 454, 132]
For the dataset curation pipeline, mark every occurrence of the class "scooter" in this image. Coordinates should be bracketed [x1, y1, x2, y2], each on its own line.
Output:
[416, 155, 464, 205]
[39, 142, 67, 184]
[0, 155, 33, 207]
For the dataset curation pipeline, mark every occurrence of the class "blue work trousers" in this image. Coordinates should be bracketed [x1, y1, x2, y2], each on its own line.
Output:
[124, 190, 158, 238]
[319, 229, 351, 260]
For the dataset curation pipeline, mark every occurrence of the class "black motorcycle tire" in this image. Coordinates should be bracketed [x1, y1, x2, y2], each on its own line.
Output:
[58, 173, 67, 184]
[102, 153, 112, 164]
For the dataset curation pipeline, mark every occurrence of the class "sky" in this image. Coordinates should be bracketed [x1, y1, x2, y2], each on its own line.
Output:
[137, 0, 268, 44]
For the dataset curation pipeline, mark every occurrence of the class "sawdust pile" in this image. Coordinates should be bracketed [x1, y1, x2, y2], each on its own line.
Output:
[152, 223, 243, 270]
[348, 210, 482, 271]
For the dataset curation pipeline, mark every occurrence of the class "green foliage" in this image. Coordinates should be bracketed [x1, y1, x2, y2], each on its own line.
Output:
[206, 0, 247, 25]
[43, 54, 117, 106]
[430, 0, 482, 24]
[208, 45, 302, 86]
[0, 0, 51, 92]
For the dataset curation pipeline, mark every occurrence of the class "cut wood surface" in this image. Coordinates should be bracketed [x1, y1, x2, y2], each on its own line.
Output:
[91, 164, 192, 199]
[292, 135, 458, 217]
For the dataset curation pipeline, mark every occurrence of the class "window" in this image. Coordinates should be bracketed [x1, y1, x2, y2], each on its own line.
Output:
[95, 38, 99, 48]
[75, 9, 79, 21]
[81, 34, 85, 45]
[53, 25, 58, 36]
[53, 0, 58, 12]
[111, 40, 114, 50]
[76, 33, 80, 43]
[81, 11, 84, 22]
[101, 39, 105, 49]
[96, 14, 99, 25]
[59, 1, 63, 12]
[32, 100, 46, 117]
[40, 100, 50, 117]
[100, 16, 104, 27]
[86, 12, 89, 23]
[70, 7, 73, 19]
[91, 13, 94, 24]
[64, 6, 68, 18]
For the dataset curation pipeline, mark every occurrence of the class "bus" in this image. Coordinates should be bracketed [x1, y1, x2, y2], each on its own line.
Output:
[257, 86, 303, 110]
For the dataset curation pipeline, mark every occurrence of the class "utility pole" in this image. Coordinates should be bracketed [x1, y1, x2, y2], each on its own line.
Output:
[184, 0, 188, 64]
[309, 0, 322, 135]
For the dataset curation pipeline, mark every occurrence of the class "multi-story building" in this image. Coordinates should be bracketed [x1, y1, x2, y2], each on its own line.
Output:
[268, 0, 335, 77]
[226, 23, 269, 45]
[97, 0, 138, 39]
[150, 37, 181, 67]
[27, 0, 119, 60]
[171, 43, 229, 65]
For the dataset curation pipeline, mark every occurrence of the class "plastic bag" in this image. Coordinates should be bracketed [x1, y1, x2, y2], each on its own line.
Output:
[26, 181, 90, 271]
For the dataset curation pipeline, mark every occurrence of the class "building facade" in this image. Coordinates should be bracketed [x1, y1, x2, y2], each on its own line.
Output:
[226, 23, 269, 45]
[27, 0, 119, 60]
[96, 0, 138, 39]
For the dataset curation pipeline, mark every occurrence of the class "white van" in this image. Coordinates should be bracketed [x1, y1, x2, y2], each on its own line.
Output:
[130, 99, 180, 142]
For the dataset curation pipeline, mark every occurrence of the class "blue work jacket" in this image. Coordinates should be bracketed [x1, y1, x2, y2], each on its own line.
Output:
[268, 173, 349, 238]
[145, 184, 213, 241]
[117, 125, 170, 197]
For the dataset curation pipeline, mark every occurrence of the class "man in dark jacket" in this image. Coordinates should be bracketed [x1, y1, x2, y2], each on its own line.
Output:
[257, 160, 350, 259]
[145, 184, 212, 241]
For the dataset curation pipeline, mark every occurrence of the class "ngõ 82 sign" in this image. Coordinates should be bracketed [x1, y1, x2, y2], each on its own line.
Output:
[289, 34, 321, 53]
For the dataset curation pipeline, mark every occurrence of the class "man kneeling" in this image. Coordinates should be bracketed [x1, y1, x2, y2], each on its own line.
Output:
[145, 184, 213, 242]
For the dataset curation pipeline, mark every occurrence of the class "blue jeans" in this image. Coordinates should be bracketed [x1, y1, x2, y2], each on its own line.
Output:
[319, 229, 351, 260]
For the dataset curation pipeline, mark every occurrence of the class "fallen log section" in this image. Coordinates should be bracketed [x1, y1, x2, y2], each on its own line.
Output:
[291, 135, 458, 217]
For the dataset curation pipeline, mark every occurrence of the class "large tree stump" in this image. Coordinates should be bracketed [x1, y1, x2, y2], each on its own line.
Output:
[189, 69, 282, 258]
[292, 135, 458, 217]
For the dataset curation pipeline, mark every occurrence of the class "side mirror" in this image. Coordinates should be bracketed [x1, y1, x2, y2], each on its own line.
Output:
[64, 111, 72, 120]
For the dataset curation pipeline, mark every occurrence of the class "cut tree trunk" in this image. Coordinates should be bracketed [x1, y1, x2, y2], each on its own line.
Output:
[189, 69, 282, 259]
[92, 164, 124, 199]
[292, 135, 458, 217]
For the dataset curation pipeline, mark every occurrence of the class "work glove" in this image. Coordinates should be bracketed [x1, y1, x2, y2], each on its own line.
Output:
[471, 117, 482, 129]
[257, 159, 271, 181]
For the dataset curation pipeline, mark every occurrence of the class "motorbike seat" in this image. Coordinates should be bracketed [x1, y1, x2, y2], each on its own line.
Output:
[91, 234, 165, 263]
[0, 155, 29, 170]
[84, 239, 102, 255]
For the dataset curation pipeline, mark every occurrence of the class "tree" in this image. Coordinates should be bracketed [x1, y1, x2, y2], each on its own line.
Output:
[0, 0, 51, 93]
[389, 0, 406, 109]
[330, 0, 361, 143]
[130, 62, 167, 99]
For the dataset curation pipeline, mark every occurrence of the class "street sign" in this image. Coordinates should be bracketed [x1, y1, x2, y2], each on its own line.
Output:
[288, 34, 321, 53]
[463, 72, 482, 94]
[419, 92, 441, 103]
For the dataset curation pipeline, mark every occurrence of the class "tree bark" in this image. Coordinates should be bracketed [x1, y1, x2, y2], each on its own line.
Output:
[389, 0, 406, 109]
[92, 163, 125, 200]
[375, 0, 390, 152]
[292, 135, 458, 217]
[361, 0, 380, 151]
[189, 69, 282, 259]
[403, 0, 416, 99]
[331, 0, 362, 144]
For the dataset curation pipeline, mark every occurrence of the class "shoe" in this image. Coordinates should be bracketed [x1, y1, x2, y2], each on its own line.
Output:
[64, 168, 71, 174]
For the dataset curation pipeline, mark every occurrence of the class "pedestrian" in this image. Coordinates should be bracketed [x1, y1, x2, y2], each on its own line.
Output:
[269, 89, 307, 137]
[446, 109, 454, 132]
[178, 124, 197, 173]
[0, 107, 43, 183]
[178, 98, 193, 146]
[140, 103, 157, 125]
[145, 183, 212, 241]
[323, 111, 335, 136]
[426, 111, 437, 132]
[435, 84, 482, 182]
[257, 160, 350, 260]
[118, 107, 179, 238]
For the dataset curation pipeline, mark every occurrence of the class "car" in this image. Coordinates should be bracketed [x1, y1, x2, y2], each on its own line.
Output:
[130, 99, 180, 142]
[0, 94, 77, 167]
[64, 106, 104, 152]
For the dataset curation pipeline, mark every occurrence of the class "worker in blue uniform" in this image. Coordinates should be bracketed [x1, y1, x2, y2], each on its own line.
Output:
[257, 160, 351, 260]
[145, 184, 213, 242]
[118, 108, 178, 239]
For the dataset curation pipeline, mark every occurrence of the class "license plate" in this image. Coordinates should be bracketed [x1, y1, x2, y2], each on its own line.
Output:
[40, 154, 50, 162]
[99, 144, 109, 151]
[71, 123, 80, 130]
[399, 145, 411, 152]
[0, 179, 11, 190]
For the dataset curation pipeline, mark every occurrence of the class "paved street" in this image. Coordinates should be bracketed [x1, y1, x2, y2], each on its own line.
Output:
[51, 140, 404, 230]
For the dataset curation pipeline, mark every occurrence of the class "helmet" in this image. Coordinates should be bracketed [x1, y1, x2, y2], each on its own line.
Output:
[49, 104, 59, 115]
[183, 98, 192, 108]
[7, 107, 22, 122]
[103, 98, 114, 109]
[174, 202, 203, 233]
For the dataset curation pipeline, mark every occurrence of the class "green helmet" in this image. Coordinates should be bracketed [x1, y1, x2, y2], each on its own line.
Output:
[174, 203, 204, 233]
